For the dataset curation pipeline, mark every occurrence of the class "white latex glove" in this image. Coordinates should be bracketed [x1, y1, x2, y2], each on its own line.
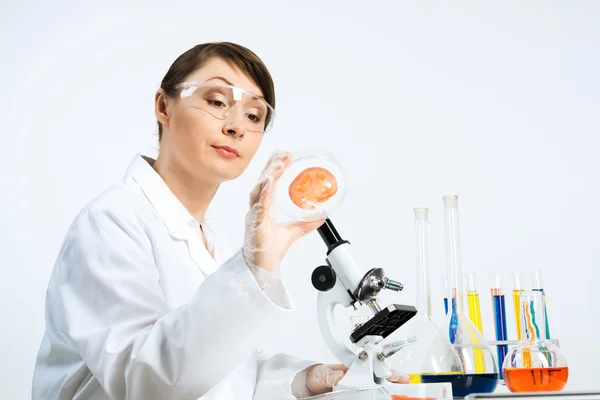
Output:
[242, 151, 325, 277]
[303, 363, 410, 397]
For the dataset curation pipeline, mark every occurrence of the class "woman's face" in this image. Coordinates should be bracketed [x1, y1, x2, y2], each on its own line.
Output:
[156, 57, 269, 184]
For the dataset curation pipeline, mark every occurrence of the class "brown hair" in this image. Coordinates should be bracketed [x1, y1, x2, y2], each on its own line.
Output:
[157, 42, 275, 142]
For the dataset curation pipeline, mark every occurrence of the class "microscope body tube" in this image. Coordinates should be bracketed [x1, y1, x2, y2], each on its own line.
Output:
[327, 246, 364, 295]
[318, 219, 363, 295]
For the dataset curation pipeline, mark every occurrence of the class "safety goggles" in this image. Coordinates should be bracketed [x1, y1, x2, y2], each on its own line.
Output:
[175, 81, 275, 133]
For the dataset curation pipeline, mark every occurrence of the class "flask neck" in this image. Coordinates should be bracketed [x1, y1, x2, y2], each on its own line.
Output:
[443, 202, 464, 312]
[415, 212, 432, 317]
[519, 291, 547, 341]
[415, 277, 432, 317]
[449, 288, 463, 313]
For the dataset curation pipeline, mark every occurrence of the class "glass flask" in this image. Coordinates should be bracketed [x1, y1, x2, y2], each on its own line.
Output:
[503, 290, 568, 392]
[388, 208, 458, 384]
[272, 148, 346, 224]
[420, 195, 498, 398]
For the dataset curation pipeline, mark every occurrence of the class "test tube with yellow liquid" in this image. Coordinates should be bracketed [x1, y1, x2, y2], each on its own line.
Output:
[466, 273, 485, 373]
[512, 272, 523, 340]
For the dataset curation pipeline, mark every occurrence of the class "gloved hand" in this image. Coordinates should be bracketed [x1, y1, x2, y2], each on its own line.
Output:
[303, 363, 409, 396]
[242, 151, 325, 274]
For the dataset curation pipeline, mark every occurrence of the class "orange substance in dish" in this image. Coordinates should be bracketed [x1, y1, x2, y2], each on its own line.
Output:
[288, 167, 338, 210]
[391, 396, 436, 400]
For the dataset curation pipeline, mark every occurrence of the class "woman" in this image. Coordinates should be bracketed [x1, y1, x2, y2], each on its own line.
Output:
[32, 42, 406, 399]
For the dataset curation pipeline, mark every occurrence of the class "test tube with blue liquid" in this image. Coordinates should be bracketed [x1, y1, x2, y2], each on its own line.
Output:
[442, 275, 448, 314]
[491, 273, 508, 380]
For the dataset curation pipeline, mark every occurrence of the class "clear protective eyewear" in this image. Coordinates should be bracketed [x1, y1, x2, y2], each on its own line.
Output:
[175, 81, 275, 133]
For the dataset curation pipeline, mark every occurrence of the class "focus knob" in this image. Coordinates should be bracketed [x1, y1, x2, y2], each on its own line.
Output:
[311, 265, 336, 291]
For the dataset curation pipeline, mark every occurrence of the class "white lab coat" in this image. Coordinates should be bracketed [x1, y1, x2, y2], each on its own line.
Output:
[32, 154, 317, 400]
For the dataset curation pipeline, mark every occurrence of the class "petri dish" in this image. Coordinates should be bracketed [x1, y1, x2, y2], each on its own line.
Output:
[273, 149, 346, 223]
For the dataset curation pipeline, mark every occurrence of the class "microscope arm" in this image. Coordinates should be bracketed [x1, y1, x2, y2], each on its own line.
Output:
[316, 277, 357, 367]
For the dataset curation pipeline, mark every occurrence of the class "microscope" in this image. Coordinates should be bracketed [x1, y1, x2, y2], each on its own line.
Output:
[308, 218, 453, 400]
[310, 218, 417, 394]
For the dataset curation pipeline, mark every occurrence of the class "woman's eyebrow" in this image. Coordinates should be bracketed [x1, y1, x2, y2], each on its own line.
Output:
[206, 76, 265, 100]
[206, 76, 235, 86]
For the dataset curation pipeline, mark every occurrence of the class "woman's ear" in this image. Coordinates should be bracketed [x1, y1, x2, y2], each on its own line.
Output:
[155, 89, 170, 129]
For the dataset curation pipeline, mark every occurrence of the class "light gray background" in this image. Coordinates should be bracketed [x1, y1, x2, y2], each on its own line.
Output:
[2, 1, 599, 398]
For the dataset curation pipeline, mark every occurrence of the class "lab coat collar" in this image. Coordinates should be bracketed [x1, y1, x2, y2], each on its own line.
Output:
[127, 154, 208, 235]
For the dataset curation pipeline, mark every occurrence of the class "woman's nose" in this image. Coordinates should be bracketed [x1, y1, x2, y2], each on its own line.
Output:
[222, 104, 246, 137]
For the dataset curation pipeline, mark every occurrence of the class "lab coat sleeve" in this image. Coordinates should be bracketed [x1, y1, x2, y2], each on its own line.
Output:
[56, 206, 293, 400]
[248, 265, 295, 310]
[253, 352, 319, 399]
[218, 228, 294, 310]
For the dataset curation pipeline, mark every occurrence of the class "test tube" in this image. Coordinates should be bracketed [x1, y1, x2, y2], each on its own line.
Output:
[512, 272, 524, 340]
[491, 273, 508, 380]
[443, 275, 449, 314]
[518, 291, 551, 368]
[532, 270, 551, 339]
[467, 273, 485, 373]
[467, 273, 483, 333]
